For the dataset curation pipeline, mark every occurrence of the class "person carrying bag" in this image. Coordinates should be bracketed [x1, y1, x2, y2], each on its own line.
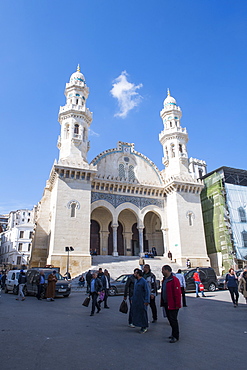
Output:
[82, 296, 91, 307]
[119, 299, 128, 314]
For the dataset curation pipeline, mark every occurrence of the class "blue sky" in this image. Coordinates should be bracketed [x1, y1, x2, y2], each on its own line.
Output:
[1, 1, 247, 214]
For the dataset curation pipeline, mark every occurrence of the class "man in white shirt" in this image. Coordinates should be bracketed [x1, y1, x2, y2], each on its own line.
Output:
[176, 269, 187, 307]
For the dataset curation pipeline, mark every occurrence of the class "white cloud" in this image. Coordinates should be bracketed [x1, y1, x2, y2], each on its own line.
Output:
[110, 71, 143, 118]
[89, 128, 100, 137]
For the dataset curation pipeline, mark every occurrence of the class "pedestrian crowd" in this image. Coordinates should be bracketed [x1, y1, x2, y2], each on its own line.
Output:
[2, 261, 247, 344]
[84, 264, 182, 343]
[225, 266, 247, 307]
[82, 263, 247, 344]
[84, 268, 111, 316]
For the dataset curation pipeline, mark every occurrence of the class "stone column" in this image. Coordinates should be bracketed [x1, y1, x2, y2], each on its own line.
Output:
[112, 225, 118, 256]
[101, 230, 109, 255]
[138, 226, 144, 256]
[125, 232, 132, 256]
[162, 228, 168, 257]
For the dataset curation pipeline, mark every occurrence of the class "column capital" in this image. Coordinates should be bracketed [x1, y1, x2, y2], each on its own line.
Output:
[137, 226, 144, 230]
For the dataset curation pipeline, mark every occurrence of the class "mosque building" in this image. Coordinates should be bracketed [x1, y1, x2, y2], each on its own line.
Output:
[30, 66, 209, 276]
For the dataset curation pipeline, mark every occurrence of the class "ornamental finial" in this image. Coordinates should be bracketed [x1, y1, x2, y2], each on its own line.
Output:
[167, 88, 170, 96]
[77, 64, 80, 72]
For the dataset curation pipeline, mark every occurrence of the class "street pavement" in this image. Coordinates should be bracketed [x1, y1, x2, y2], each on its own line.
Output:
[0, 288, 246, 370]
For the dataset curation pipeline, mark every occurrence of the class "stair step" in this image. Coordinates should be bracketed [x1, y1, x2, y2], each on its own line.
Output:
[70, 256, 185, 289]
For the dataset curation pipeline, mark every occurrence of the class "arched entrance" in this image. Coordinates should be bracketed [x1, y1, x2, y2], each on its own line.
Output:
[131, 223, 139, 255]
[90, 220, 100, 255]
[143, 211, 164, 256]
[91, 206, 113, 255]
[108, 222, 124, 255]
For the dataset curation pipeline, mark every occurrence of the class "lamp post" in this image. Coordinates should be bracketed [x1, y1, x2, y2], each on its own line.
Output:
[65, 246, 74, 279]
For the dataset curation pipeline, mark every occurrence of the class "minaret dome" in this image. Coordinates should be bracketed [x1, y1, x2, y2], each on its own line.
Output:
[69, 64, 85, 84]
[163, 89, 177, 107]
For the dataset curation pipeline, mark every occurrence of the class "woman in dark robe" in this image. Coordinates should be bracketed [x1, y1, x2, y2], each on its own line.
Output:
[46, 270, 57, 301]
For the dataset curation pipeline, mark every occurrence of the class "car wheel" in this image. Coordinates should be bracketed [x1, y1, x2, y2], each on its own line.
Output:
[108, 287, 117, 296]
[208, 283, 216, 292]
[13, 285, 19, 295]
[63, 294, 70, 298]
[5, 287, 8, 294]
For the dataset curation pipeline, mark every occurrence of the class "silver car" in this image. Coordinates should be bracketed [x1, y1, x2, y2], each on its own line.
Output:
[109, 274, 160, 296]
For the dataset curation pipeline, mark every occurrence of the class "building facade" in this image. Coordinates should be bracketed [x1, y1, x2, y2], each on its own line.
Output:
[201, 167, 247, 275]
[0, 209, 35, 267]
[30, 67, 209, 276]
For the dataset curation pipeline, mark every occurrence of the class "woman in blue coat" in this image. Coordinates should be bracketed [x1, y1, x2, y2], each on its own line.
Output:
[226, 268, 239, 307]
[131, 269, 150, 333]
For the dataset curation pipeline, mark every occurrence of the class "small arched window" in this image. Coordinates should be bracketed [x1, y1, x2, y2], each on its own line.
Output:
[76, 99, 79, 105]
[119, 164, 125, 178]
[198, 168, 203, 178]
[187, 211, 195, 226]
[171, 144, 175, 157]
[65, 124, 69, 139]
[71, 203, 76, 218]
[74, 124, 79, 135]
[179, 144, 183, 153]
[170, 122, 172, 127]
[242, 230, 247, 247]
[238, 207, 247, 223]
[128, 165, 135, 181]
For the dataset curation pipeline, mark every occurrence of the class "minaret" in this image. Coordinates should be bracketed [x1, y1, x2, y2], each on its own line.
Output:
[159, 90, 189, 178]
[57, 65, 92, 165]
[30, 66, 97, 276]
[158, 90, 209, 268]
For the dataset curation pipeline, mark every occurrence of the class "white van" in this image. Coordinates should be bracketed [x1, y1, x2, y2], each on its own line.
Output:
[5, 270, 26, 295]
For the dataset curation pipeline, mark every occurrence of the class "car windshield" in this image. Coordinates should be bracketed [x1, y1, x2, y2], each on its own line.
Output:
[181, 270, 189, 276]
[115, 275, 125, 282]
[43, 271, 65, 280]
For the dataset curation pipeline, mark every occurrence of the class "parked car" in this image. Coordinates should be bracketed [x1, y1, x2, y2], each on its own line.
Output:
[108, 274, 160, 296]
[217, 273, 227, 290]
[181, 267, 218, 292]
[24, 268, 71, 298]
[217, 269, 243, 290]
[5, 270, 27, 295]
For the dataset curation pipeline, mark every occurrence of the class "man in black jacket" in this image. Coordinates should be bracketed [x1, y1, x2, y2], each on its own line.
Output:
[86, 270, 92, 294]
[143, 264, 158, 323]
[16, 270, 27, 301]
[124, 268, 139, 327]
[101, 269, 111, 309]
[89, 272, 102, 316]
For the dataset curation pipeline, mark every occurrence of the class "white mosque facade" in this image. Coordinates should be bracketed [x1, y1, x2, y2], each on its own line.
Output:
[30, 67, 209, 276]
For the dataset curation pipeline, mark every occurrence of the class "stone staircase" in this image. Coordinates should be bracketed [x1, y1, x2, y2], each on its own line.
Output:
[71, 255, 183, 291]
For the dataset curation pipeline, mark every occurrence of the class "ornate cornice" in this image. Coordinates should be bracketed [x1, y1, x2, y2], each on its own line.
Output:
[91, 192, 164, 210]
[163, 175, 204, 194]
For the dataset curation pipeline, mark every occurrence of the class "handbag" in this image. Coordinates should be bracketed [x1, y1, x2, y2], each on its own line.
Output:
[99, 291, 105, 301]
[82, 296, 91, 307]
[119, 299, 128, 314]
[199, 283, 204, 291]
